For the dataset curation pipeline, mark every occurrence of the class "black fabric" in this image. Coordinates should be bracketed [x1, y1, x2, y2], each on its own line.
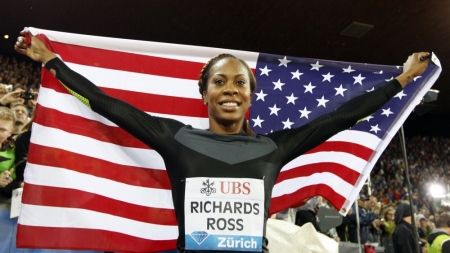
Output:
[295, 210, 320, 231]
[393, 221, 421, 253]
[395, 203, 413, 224]
[45, 57, 403, 253]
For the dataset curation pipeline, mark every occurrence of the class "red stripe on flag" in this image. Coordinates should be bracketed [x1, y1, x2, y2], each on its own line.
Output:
[269, 184, 346, 214]
[34, 105, 150, 149]
[28, 144, 171, 189]
[22, 184, 177, 226]
[305, 141, 373, 161]
[275, 163, 360, 185]
[17, 225, 176, 253]
[41, 70, 209, 118]
[50, 41, 204, 80]
[47, 40, 256, 80]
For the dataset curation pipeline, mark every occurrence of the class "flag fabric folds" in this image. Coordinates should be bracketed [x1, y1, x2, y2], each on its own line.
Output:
[17, 27, 441, 252]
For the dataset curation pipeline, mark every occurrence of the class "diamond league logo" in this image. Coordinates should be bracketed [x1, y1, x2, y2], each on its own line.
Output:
[200, 179, 216, 196]
[190, 231, 209, 244]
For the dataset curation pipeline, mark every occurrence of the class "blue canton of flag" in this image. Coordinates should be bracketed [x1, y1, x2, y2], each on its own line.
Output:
[249, 52, 441, 214]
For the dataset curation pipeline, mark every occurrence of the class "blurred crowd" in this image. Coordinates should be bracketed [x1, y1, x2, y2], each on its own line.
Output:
[0, 54, 41, 120]
[273, 134, 450, 252]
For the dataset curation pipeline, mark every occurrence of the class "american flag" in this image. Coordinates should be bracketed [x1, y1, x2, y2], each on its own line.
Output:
[17, 27, 441, 252]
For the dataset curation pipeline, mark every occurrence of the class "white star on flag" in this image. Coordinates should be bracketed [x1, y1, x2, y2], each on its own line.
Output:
[310, 61, 323, 71]
[385, 76, 394, 82]
[299, 107, 312, 119]
[364, 115, 374, 122]
[342, 65, 356, 73]
[252, 115, 264, 128]
[316, 96, 329, 107]
[259, 65, 272, 76]
[268, 104, 281, 116]
[353, 74, 366, 85]
[322, 72, 334, 82]
[282, 118, 294, 129]
[370, 124, 381, 134]
[366, 87, 375, 92]
[394, 90, 407, 100]
[286, 93, 298, 104]
[273, 79, 285, 90]
[334, 85, 347, 96]
[255, 90, 268, 101]
[304, 82, 316, 93]
[278, 56, 291, 67]
[291, 70, 303, 80]
[414, 76, 422, 82]
[381, 108, 394, 117]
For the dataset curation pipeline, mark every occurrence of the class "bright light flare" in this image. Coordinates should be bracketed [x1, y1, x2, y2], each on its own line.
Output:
[429, 184, 446, 198]
[4, 34, 9, 39]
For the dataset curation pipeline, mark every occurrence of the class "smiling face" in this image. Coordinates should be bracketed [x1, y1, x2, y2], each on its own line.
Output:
[203, 58, 253, 133]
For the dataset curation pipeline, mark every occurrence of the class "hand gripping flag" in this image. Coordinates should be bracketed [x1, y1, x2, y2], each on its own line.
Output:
[17, 27, 441, 252]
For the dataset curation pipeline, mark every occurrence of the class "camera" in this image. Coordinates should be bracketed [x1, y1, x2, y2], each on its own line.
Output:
[20, 92, 35, 100]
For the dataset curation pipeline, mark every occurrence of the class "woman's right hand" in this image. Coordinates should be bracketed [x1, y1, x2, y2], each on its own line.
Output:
[14, 31, 56, 64]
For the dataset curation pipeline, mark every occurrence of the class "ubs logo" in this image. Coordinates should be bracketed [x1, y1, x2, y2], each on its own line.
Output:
[200, 179, 216, 196]
[220, 181, 251, 195]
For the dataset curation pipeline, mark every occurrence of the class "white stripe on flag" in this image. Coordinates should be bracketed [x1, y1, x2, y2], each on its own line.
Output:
[66, 62, 202, 99]
[281, 151, 368, 173]
[271, 172, 352, 198]
[24, 163, 174, 209]
[19, 204, 178, 240]
[328, 130, 381, 150]
[31, 123, 166, 170]
[38, 86, 209, 129]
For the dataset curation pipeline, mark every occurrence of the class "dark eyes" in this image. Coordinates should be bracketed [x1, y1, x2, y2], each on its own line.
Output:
[213, 79, 246, 85]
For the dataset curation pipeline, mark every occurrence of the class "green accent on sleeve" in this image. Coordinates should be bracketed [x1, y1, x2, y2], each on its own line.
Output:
[60, 81, 92, 109]
[356, 114, 373, 124]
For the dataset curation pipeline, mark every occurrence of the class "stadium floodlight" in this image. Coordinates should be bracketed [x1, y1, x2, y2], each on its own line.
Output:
[429, 183, 446, 199]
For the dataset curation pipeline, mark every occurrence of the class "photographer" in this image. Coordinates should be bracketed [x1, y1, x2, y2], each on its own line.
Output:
[348, 194, 381, 244]
[0, 89, 23, 108]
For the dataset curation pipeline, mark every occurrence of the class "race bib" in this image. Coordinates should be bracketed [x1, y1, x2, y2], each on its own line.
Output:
[185, 177, 264, 252]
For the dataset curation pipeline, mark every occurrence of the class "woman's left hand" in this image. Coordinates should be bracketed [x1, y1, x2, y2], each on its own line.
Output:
[396, 52, 431, 87]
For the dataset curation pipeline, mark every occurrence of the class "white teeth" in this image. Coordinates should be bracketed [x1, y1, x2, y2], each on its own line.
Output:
[222, 102, 238, 106]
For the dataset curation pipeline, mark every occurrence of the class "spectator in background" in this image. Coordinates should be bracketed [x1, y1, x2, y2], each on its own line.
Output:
[295, 196, 321, 231]
[0, 107, 17, 252]
[368, 195, 383, 243]
[418, 214, 432, 240]
[317, 196, 340, 242]
[336, 207, 352, 242]
[0, 90, 22, 108]
[393, 203, 424, 253]
[11, 103, 29, 136]
[381, 206, 396, 253]
[348, 193, 380, 244]
[8, 85, 25, 109]
[427, 213, 450, 253]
